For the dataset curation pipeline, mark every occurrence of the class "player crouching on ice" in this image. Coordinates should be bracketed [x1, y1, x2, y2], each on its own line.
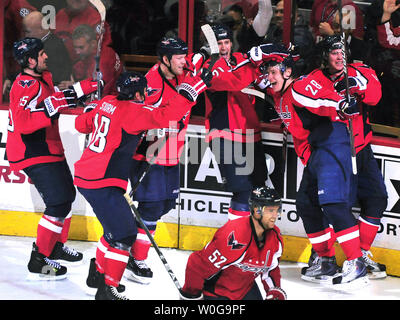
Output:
[180, 187, 286, 300]
[73, 70, 211, 300]
[7, 37, 100, 281]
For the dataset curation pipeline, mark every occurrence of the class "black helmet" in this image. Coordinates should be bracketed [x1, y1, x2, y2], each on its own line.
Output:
[211, 23, 233, 41]
[157, 37, 188, 60]
[249, 187, 281, 212]
[320, 35, 344, 53]
[318, 35, 348, 65]
[116, 71, 147, 100]
[13, 37, 44, 68]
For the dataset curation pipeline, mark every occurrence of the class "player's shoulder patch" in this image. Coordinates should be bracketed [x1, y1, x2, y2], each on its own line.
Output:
[18, 79, 36, 88]
[227, 231, 246, 250]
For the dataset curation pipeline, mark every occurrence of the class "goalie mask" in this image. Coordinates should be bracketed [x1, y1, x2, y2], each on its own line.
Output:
[116, 71, 147, 100]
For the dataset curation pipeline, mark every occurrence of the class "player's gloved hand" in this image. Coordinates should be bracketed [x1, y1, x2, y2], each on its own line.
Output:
[334, 76, 362, 96]
[42, 90, 77, 118]
[72, 78, 103, 99]
[338, 97, 359, 120]
[248, 43, 290, 65]
[179, 289, 204, 301]
[83, 102, 97, 113]
[178, 75, 209, 102]
[200, 68, 213, 87]
[265, 287, 287, 300]
[199, 45, 211, 60]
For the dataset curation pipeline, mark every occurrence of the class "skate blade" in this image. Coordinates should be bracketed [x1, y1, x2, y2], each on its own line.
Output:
[26, 272, 67, 281]
[368, 271, 387, 280]
[301, 274, 335, 284]
[124, 270, 151, 285]
[52, 259, 83, 267]
[330, 275, 370, 291]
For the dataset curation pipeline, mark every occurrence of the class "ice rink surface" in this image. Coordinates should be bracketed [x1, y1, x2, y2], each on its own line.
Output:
[1, 235, 400, 305]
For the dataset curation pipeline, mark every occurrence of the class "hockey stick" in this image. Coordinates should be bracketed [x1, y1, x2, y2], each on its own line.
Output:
[338, 0, 357, 175]
[124, 193, 182, 291]
[84, 0, 106, 149]
[200, 24, 220, 71]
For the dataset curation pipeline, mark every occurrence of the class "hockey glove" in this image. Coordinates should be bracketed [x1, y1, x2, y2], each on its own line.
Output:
[334, 76, 362, 97]
[178, 75, 208, 102]
[338, 97, 359, 120]
[72, 78, 103, 99]
[83, 102, 97, 113]
[42, 90, 77, 118]
[248, 43, 292, 66]
[265, 287, 287, 300]
[179, 289, 204, 301]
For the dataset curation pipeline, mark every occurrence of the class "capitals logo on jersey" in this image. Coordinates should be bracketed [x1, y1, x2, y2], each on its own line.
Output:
[18, 80, 36, 88]
[227, 231, 246, 250]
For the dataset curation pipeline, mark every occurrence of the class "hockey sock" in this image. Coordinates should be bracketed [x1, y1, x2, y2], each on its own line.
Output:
[335, 225, 362, 260]
[307, 227, 335, 257]
[130, 227, 155, 260]
[104, 246, 130, 287]
[59, 212, 72, 244]
[96, 236, 110, 274]
[228, 192, 251, 220]
[36, 215, 64, 256]
[358, 215, 380, 251]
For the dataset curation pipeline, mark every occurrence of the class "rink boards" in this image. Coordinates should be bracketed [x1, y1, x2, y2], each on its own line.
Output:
[1, 111, 400, 275]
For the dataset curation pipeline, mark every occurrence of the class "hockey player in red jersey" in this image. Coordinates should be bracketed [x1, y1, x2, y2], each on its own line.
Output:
[301, 35, 388, 281]
[202, 23, 268, 222]
[180, 187, 286, 300]
[221, 41, 372, 286]
[74, 70, 210, 300]
[6, 37, 99, 280]
[255, 44, 371, 287]
[125, 37, 209, 284]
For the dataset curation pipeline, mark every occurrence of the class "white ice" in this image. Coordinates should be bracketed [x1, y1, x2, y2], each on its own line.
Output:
[1, 235, 399, 300]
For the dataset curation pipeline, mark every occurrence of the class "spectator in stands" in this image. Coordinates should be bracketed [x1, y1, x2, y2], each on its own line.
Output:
[365, 0, 400, 127]
[309, 0, 366, 62]
[55, 0, 113, 62]
[264, 0, 316, 73]
[377, 0, 400, 48]
[71, 24, 122, 96]
[22, 11, 74, 89]
[219, 0, 272, 53]
[3, 0, 36, 100]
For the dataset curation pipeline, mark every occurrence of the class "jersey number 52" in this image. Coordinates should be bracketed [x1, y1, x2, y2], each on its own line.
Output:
[208, 249, 227, 269]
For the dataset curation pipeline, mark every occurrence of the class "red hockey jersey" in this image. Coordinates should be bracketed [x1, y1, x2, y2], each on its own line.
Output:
[133, 54, 203, 166]
[314, 63, 382, 153]
[204, 53, 263, 143]
[74, 92, 195, 190]
[6, 71, 65, 171]
[182, 216, 283, 300]
[267, 70, 346, 165]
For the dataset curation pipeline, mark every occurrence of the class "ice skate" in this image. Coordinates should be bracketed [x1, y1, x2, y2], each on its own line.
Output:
[360, 249, 387, 279]
[95, 274, 129, 300]
[331, 257, 370, 290]
[85, 258, 125, 295]
[27, 242, 67, 281]
[48, 241, 83, 265]
[124, 256, 153, 284]
[301, 256, 340, 283]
